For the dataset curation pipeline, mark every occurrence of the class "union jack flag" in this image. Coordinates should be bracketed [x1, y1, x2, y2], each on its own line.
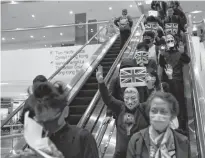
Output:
[134, 51, 149, 66]
[120, 67, 147, 88]
[165, 23, 178, 35]
[145, 23, 158, 35]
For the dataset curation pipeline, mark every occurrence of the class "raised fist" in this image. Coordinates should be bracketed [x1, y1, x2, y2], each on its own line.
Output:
[96, 65, 104, 83]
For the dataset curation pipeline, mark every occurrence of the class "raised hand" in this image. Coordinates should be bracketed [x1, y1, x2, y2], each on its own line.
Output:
[96, 65, 104, 83]
[165, 64, 173, 79]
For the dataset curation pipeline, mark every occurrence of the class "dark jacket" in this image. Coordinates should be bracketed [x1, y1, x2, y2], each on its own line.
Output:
[127, 127, 190, 158]
[151, 1, 167, 20]
[99, 82, 149, 157]
[159, 50, 190, 81]
[19, 95, 35, 124]
[173, 8, 187, 27]
[50, 124, 99, 158]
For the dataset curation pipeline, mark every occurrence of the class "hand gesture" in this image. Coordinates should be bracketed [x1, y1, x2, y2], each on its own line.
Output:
[96, 65, 104, 83]
[165, 65, 173, 79]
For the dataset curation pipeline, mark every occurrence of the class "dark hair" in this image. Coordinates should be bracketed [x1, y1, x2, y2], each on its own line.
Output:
[146, 91, 179, 117]
[161, 82, 170, 92]
[31, 82, 69, 112]
[33, 75, 47, 84]
[143, 31, 155, 39]
[136, 42, 149, 51]
[145, 16, 159, 24]
[120, 58, 135, 69]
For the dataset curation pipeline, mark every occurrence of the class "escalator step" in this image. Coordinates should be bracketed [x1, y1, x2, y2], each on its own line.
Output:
[71, 97, 93, 105]
[69, 105, 87, 114]
[82, 83, 98, 90]
[68, 115, 82, 125]
[86, 77, 97, 83]
[100, 61, 114, 66]
[102, 58, 116, 62]
[78, 90, 97, 97]
[104, 54, 118, 58]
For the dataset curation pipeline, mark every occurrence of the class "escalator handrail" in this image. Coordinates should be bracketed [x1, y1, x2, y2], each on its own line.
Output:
[1, 24, 109, 128]
[186, 32, 205, 157]
[77, 14, 145, 128]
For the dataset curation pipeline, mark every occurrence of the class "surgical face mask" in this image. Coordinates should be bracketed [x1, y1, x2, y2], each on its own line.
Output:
[150, 113, 171, 132]
[124, 90, 139, 111]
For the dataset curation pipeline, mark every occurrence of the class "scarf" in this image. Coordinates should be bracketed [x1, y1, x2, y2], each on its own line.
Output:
[149, 126, 176, 158]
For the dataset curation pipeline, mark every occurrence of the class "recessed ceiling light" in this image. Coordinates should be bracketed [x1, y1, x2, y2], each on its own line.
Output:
[2, 37, 5, 41]
[60, 33, 63, 36]
[45, 45, 47, 47]
[109, 7, 112, 10]
[43, 36, 46, 38]
[130, 5, 133, 8]
[12, 37, 15, 40]
[193, 16, 196, 18]
[69, 11, 73, 14]
[191, 10, 202, 14]
[31, 14, 35, 18]
[30, 35, 34, 38]
[50, 45, 52, 47]
[11, 1, 17, 4]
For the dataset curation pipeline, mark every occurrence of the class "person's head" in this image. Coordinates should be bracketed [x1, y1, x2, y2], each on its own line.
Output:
[165, 34, 176, 50]
[167, 7, 174, 17]
[146, 69, 159, 90]
[146, 92, 179, 132]
[136, 42, 149, 52]
[143, 31, 155, 47]
[32, 75, 47, 84]
[120, 58, 136, 69]
[123, 87, 140, 111]
[161, 82, 170, 92]
[31, 82, 69, 134]
[122, 9, 128, 16]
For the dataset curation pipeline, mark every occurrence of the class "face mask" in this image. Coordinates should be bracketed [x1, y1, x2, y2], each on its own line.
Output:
[42, 113, 62, 133]
[166, 41, 175, 48]
[150, 113, 171, 132]
[134, 51, 149, 66]
[144, 39, 152, 45]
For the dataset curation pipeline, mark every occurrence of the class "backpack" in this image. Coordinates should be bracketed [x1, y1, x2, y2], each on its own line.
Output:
[119, 16, 130, 32]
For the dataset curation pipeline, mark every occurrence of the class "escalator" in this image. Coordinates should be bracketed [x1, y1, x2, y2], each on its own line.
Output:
[68, 37, 120, 125]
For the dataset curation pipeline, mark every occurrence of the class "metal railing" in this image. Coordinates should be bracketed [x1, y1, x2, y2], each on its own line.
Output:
[77, 14, 145, 128]
[1, 24, 108, 128]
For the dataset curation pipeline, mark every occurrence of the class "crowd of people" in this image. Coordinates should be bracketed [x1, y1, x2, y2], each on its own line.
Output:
[12, 1, 192, 158]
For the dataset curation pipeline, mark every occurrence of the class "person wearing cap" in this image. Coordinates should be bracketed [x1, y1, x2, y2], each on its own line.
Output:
[19, 75, 48, 124]
[114, 9, 133, 49]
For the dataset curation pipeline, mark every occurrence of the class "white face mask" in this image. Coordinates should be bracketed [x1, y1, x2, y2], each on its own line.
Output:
[167, 42, 175, 48]
[166, 35, 175, 49]
[124, 88, 139, 111]
[146, 75, 156, 89]
[150, 113, 171, 131]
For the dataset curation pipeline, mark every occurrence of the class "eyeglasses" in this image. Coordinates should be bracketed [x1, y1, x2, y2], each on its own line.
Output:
[166, 40, 174, 44]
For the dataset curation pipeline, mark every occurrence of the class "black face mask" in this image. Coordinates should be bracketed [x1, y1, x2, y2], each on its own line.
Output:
[144, 39, 152, 45]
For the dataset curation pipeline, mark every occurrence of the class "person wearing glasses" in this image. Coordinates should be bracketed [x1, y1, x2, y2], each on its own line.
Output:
[158, 34, 190, 132]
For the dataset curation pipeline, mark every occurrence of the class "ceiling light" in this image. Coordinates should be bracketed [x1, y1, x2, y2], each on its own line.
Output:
[30, 35, 34, 38]
[12, 37, 15, 40]
[43, 36, 46, 38]
[193, 16, 196, 19]
[109, 7, 112, 10]
[50, 45, 52, 47]
[2, 37, 5, 41]
[191, 10, 202, 14]
[130, 5, 133, 8]
[0, 83, 8, 85]
[45, 45, 47, 47]
[62, 43, 64, 45]
[31, 14, 35, 18]
[138, 2, 142, 5]
[69, 11, 73, 14]
[11, 1, 17, 4]
[60, 33, 63, 36]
